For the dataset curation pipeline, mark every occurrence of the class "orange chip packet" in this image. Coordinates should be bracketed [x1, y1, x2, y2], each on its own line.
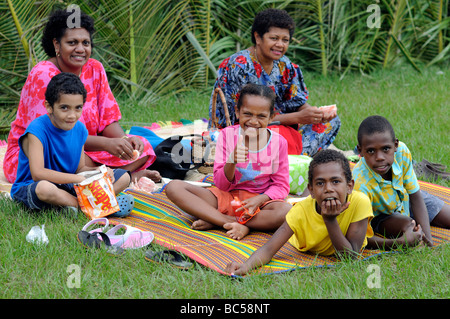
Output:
[74, 165, 119, 219]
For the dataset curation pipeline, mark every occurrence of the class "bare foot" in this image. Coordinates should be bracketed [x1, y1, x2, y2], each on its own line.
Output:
[223, 222, 250, 240]
[192, 219, 215, 230]
[131, 169, 161, 183]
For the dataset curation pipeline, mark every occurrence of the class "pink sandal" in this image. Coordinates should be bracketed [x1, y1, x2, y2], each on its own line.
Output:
[102, 224, 154, 249]
[81, 219, 154, 249]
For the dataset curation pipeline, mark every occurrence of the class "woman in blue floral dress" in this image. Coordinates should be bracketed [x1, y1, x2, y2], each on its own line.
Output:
[209, 8, 340, 156]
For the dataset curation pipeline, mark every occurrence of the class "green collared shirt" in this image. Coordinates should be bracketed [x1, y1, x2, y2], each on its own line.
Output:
[352, 141, 420, 217]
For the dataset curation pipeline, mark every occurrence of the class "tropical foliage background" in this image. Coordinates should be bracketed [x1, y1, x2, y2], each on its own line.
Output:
[0, 0, 448, 132]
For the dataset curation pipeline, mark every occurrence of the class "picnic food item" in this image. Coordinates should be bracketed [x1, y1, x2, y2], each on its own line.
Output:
[129, 176, 157, 194]
[319, 104, 337, 119]
[131, 149, 140, 161]
[74, 165, 120, 219]
[137, 176, 157, 192]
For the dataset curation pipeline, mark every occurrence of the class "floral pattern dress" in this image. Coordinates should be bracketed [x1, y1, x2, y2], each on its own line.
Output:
[209, 49, 340, 156]
[3, 59, 156, 183]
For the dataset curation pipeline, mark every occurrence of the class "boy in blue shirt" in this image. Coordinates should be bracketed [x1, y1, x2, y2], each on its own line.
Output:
[11, 73, 130, 212]
[353, 115, 450, 249]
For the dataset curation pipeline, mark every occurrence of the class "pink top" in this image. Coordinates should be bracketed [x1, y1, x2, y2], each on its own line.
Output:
[213, 125, 290, 200]
[3, 59, 155, 183]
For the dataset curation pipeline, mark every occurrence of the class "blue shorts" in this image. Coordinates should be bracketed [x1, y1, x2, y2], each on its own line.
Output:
[371, 190, 445, 234]
[13, 169, 129, 211]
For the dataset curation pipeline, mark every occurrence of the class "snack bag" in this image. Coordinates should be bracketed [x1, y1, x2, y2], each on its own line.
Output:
[74, 165, 119, 219]
[288, 155, 312, 195]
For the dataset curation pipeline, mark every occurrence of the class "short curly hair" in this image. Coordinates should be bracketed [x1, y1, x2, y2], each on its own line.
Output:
[45, 72, 87, 107]
[251, 8, 295, 44]
[308, 149, 353, 185]
[41, 8, 95, 57]
[357, 115, 396, 146]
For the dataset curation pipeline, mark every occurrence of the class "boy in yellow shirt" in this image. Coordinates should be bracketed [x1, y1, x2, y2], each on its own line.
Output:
[225, 149, 373, 276]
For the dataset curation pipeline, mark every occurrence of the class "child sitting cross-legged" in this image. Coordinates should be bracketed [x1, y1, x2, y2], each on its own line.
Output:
[11, 73, 131, 213]
[165, 83, 292, 240]
[225, 149, 374, 276]
[353, 115, 450, 249]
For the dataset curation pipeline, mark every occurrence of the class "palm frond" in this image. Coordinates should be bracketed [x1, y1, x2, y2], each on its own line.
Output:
[0, 0, 448, 115]
[0, 0, 54, 108]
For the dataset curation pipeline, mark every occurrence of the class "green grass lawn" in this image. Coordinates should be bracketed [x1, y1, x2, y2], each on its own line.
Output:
[1, 66, 449, 300]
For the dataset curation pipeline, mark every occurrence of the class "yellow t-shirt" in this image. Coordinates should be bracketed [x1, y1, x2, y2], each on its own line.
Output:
[286, 191, 374, 256]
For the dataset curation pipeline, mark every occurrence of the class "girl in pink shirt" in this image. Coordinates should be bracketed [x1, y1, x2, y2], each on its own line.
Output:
[166, 84, 291, 240]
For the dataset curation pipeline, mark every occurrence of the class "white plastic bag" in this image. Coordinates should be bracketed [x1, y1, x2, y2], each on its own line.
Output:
[26, 224, 49, 245]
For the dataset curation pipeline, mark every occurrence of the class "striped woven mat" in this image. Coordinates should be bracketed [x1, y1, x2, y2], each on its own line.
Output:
[109, 176, 450, 276]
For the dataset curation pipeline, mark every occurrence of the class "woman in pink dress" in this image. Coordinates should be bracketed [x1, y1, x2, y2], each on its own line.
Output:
[4, 9, 160, 184]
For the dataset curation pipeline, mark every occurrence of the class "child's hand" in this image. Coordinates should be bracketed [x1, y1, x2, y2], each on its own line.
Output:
[321, 199, 350, 221]
[403, 220, 432, 247]
[403, 221, 424, 247]
[230, 135, 248, 163]
[238, 195, 268, 217]
[106, 167, 115, 183]
[75, 175, 86, 184]
[225, 262, 249, 276]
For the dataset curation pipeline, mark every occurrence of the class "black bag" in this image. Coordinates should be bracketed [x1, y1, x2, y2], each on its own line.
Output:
[148, 134, 199, 180]
[191, 133, 216, 174]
